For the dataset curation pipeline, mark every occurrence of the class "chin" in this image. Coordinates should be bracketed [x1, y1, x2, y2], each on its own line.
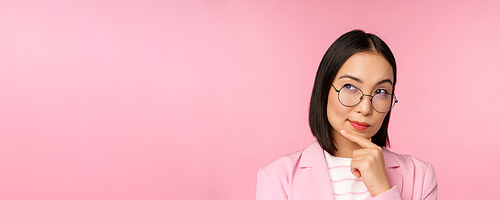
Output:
[350, 129, 376, 139]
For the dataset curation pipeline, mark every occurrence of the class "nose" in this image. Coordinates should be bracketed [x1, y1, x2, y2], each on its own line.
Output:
[355, 95, 373, 115]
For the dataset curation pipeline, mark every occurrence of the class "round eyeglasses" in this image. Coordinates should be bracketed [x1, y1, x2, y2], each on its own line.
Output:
[331, 84, 398, 113]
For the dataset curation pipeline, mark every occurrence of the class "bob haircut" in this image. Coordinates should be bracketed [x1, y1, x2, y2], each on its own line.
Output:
[309, 29, 397, 156]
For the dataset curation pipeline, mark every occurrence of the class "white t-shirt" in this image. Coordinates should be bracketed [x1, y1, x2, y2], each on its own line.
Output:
[324, 151, 370, 200]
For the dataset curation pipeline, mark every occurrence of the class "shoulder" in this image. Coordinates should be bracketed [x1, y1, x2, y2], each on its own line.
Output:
[258, 141, 323, 186]
[382, 148, 438, 198]
[260, 140, 323, 172]
[257, 144, 313, 199]
[383, 148, 434, 172]
[260, 146, 306, 178]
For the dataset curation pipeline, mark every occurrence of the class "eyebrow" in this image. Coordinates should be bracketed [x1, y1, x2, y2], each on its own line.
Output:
[338, 74, 393, 85]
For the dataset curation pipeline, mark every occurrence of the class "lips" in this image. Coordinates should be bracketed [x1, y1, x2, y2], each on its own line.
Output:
[349, 120, 370, 130]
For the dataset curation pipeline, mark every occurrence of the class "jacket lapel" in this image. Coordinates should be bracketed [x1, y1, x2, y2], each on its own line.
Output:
[383, 149, 403, 194]
[297, 141, 335, 200]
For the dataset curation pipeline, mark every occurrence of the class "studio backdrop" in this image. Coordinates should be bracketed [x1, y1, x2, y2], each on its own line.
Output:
[1, 0, 499, 199]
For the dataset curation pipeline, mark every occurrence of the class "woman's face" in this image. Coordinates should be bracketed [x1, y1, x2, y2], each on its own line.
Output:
[327, 52, 394, 140]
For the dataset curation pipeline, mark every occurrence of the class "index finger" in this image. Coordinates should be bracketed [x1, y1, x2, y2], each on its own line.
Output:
[340, 130, 377, 149]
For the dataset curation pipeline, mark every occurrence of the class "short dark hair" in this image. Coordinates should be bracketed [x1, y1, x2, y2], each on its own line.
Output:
[309, 29, 397, 156]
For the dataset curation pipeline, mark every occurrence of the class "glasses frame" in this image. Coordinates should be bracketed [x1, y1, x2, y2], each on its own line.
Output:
[331, 84, 398, 113]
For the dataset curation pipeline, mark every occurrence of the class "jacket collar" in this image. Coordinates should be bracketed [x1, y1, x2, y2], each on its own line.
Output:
[298, 140, 326, 168]
[297, 141, 404, 199]
[383, 148, 400, 168]
[297, 141, 335, 200]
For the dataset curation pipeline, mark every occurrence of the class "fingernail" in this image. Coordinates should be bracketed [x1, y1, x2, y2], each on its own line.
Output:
[340, 130, 346, 134]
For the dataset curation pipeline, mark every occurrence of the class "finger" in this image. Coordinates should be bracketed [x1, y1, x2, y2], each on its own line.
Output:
[340, 130, 377, 149]
[351, 167, 361, 178]
[350, 159, 359, 177]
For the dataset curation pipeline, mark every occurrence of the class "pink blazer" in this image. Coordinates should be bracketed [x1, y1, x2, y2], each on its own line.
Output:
[257, 141, 437, 200]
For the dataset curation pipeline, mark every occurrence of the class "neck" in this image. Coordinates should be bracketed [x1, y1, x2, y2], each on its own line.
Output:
[332, 131, 363, 158]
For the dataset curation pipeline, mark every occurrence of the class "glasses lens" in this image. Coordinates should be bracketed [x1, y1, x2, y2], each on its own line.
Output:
[372, 93, 395, 113]
[339, 85, 362, 106]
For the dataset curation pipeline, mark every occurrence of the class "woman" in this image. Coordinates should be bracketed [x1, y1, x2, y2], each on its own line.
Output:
[256, 30, 438, 200]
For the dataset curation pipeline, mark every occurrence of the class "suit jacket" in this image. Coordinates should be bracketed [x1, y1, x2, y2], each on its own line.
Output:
[256, 141, 437, 200]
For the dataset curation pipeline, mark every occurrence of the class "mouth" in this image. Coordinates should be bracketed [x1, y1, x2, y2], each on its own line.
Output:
[348, 120, 370, 130]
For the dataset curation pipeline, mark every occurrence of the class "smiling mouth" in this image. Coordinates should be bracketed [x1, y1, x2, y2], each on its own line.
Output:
[348, 120, 370, 130]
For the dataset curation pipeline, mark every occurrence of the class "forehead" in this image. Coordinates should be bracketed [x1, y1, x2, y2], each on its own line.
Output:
[335, 52, 394, 84]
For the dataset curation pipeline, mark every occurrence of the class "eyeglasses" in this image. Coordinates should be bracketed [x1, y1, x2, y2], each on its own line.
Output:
[331, 84, 398, 113]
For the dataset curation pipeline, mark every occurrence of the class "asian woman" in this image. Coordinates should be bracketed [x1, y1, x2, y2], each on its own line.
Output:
[256, 30, 438, 200]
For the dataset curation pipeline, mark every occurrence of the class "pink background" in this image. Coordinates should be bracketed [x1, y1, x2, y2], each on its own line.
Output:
[1, 1, 499, 199]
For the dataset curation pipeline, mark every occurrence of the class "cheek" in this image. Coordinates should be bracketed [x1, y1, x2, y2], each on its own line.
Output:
[326, 95, 350, 128]
[373, 113, 387, 135]
[372, 113, 388, 131]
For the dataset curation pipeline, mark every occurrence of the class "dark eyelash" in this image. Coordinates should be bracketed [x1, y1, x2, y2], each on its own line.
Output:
[342, 83, 354, 88]
[375, 89, 389, 94]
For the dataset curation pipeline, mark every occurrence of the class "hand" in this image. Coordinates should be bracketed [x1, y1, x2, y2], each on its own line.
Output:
[340, 130, 392, 197]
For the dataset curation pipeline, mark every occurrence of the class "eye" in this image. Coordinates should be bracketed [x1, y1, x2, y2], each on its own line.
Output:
[374, 89, 389, 95]
[343, 84, 357, 91]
